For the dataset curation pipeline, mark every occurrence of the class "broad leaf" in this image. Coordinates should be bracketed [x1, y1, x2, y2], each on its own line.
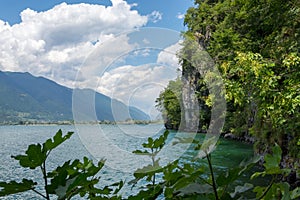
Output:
[12, 144, 46, 169]
[0, 179, 37, 196]
[128, 184, 163, 200]
[263, 144, 281, 171]
[291, 187, 300, 199]
[47, 158, 105, 199]
[132, 150, 150, 156]
[219, 156, 259, 186]
[177, 183, 212, 196]
[230, 183, 253, 198]
[43, 129, 74, 152]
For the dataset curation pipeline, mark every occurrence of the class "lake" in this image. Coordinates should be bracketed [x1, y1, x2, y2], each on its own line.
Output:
[0, 124, 258, 199]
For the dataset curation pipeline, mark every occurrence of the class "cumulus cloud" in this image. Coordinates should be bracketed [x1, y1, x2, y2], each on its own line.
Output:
[87, 41, 183, 117]
[0, 1, 183, 115]
[157, 41, 182, 71]
[97, 63, 178, 118]
[0, 1, 147, 86]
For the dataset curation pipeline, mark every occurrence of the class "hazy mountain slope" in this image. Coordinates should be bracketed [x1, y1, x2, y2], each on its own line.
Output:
[0, 71, 149, 123]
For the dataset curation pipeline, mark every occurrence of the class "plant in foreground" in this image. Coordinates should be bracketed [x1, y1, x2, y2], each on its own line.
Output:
[129, 131, 300, 200]
[0, 129, 299, 199]
[0, 130, 123, 199]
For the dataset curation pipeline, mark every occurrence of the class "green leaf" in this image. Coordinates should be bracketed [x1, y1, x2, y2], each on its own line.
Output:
[291, 187, 300, 199]
[251, 171, 265, 179]
[43, 129, 74, 152]
[277, 182, 291, 200]
[128, 184, 163, 200]
[12, 144, 46, 169]
[253, 186, 265, 199]
[263, 144, 282, 174]
[142, 137, 153, 149]
[0, 179, 37, 196]
[216, 159, 257, 187]
[133, 161, 163, 179]
[47, 160, 75, 194]
[47, 158, 105, 199]
[230, 183, 253, 198]
[11, 130, 73, 170]
[177, 183, 212, 196]
[153, 135, 164, 149]
[112, 180, 124, 195]
[132, 150, 150, 155]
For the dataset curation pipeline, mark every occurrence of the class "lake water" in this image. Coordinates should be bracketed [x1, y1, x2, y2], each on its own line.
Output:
[0, 124, 257, 199]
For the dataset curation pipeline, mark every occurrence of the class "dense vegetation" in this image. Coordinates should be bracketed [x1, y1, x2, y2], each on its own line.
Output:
[157, 0, 300, 168]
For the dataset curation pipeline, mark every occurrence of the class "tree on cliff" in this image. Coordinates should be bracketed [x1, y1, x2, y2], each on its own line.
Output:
[158, 0, 300, 165]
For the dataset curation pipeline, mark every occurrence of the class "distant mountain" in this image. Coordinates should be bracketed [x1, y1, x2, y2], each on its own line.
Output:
[0, 71, 150, 123]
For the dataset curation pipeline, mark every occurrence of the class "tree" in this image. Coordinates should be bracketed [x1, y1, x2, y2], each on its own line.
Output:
[181, 0, 300, 165]
[156, 78, 182, 130]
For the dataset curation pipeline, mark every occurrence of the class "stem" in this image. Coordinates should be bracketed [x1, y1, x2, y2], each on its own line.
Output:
[41, 161, 50, 200]
[206, 154, 219, 200]
[220, 185, 228, 199]
[31, 188, 48, 199]
[151, 148, 157, 198]
[152, 174, 156, 186]
[258, 176, 275, 200]
[151, 149, 156, 186]
[198, 176, 213, 186]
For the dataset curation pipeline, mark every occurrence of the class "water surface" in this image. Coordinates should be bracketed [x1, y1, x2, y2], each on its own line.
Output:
[0, 124, 256, 199]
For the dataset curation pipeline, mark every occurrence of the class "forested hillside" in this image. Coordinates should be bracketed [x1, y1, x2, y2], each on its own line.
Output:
[157, 0, 300, 166]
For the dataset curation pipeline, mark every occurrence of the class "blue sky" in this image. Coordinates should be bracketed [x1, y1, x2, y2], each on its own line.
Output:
[0, 0, 194, 117]
[0, 0, 193, 30]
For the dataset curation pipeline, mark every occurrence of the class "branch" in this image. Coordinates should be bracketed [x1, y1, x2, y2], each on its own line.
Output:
[41, 161, 50, 200]
[206, 154, 219, 200]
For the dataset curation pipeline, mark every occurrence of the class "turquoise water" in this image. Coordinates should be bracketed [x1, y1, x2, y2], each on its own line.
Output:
[0, 124, 259, 199]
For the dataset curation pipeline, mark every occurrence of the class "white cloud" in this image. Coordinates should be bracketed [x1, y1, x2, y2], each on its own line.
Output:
[97, 63, 178, 118]
[176, 13, 185, 19]
[157, 41, 182, 70]
[148, 11, 163, 23]
[0, 1, 184, 116]
[0, 1, 147, 87]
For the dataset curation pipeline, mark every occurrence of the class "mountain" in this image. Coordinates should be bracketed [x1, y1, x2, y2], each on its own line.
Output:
[0, 71, 150, 123]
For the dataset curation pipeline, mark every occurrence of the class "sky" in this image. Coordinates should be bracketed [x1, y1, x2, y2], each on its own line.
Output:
[0, 0, 194, 119]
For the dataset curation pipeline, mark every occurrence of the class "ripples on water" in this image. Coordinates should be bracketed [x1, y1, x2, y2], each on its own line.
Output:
[0, 124, 255, 199]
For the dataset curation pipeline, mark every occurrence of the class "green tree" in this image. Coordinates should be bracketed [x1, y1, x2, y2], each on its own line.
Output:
[179, 0, 300, 166]
[156, 78, 182, 130]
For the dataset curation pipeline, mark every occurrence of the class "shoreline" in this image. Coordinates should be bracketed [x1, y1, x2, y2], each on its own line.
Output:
[0, 120, 164, 126]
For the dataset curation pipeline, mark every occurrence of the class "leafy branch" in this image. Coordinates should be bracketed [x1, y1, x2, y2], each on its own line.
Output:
[0, 129, 123, 199]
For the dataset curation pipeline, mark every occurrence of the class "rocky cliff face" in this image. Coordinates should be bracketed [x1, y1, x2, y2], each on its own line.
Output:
[179, 64, 200, 132]
[163, 37, 212, 133]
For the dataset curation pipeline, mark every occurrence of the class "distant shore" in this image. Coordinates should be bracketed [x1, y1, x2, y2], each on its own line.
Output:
[0, 120, 164, 126]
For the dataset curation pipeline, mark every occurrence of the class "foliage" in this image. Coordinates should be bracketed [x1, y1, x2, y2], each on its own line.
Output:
[130, 131, 259, 200]
[129, 132, 299, 200]
[0, 130, 123, 199]
[251, 144, 300, 199]
[170, 0, 300, 166]
[156, 79, 182, 130]
[221, 51, 300, 161]
[0, 129, 299, 199]
[128, 130, 170, 199]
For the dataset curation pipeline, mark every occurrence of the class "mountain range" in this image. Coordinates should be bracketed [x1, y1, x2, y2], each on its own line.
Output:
[0, 71, 150, 123]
